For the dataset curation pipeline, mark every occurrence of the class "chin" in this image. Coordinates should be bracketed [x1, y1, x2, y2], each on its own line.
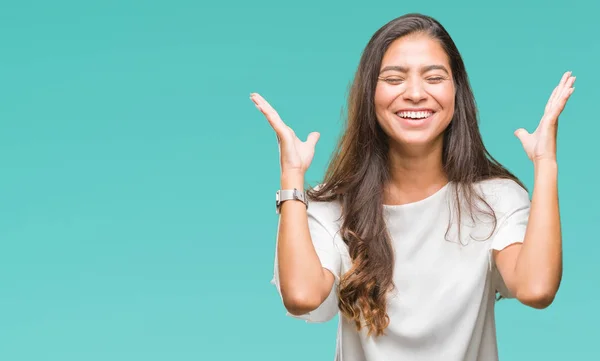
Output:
[390, 131, 444, 149]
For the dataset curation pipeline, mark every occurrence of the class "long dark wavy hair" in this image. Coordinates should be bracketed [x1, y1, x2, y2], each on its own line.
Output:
[306, 13, 525, 337]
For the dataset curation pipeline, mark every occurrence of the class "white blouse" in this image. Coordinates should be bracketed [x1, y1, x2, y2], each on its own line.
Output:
[271, 178, 530, 361]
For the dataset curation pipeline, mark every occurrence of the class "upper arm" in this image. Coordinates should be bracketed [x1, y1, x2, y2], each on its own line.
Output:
[493, 243, 522, 297]
[319, 268, 336, 302]
[271, 201, 343, 323]
[486, 179, 531, 298]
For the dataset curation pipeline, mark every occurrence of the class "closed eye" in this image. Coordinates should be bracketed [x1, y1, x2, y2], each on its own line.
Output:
[427, 77, 445, 83]
[378, 77, 404, 85]
[379, 76, 447, 85]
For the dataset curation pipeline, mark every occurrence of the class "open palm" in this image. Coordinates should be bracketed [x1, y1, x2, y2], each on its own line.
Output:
[515, 71, 576, 162]
[250, 93, 320, 174]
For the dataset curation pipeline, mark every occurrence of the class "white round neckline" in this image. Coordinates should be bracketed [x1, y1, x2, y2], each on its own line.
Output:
[383, 182, 451, 209]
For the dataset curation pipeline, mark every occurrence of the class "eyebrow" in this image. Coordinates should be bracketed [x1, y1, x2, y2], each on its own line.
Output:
[379, 65, 450, 75]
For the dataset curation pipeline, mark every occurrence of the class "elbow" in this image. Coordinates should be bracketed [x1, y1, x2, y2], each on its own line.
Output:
[516, 287, 557, 309]
[281, 290, 322, 316]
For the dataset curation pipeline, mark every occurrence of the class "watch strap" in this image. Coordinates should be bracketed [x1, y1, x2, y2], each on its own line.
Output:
[276, 188, 308, 214]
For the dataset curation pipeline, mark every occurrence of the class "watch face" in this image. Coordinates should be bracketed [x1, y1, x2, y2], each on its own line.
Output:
[275, 191, 281, 214]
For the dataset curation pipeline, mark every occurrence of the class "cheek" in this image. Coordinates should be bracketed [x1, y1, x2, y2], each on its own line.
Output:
[374, 84, 398, 111]
[373, 86, 395, 134]
[420, 84, 455, 134]
[429, 84, 455, 115]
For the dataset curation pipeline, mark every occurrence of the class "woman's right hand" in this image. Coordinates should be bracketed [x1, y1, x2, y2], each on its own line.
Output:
[250, 93, 320, 175]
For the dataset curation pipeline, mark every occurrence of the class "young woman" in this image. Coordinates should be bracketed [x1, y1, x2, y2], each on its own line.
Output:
[250, 13, 574, 361]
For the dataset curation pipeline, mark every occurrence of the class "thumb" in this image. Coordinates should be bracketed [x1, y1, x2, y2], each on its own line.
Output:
[514, 128, 529, 143]
[306, 132, 320, 148]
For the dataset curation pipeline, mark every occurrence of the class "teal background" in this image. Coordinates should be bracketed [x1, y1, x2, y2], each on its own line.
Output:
[0, 0, 597, 360]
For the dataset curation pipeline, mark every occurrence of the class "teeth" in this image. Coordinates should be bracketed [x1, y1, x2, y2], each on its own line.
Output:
[397, 111, 433, 119]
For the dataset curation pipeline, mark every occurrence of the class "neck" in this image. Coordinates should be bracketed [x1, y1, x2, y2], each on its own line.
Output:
[384, 139, 449, 206]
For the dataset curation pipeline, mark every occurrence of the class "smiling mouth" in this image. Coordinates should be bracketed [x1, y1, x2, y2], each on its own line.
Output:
[396, 110, 435, 119]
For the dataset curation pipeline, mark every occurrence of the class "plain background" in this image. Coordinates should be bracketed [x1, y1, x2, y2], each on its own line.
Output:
[1, 0, 598, 360]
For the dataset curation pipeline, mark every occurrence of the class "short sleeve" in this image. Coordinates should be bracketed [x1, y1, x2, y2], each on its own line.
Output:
[270, 202, 343, 323]
[488, 180, 531, 298]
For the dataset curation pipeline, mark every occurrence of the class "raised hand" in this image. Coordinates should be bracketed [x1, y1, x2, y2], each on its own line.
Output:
[250, 93, 320, 175]
[514, 71, 576, 163]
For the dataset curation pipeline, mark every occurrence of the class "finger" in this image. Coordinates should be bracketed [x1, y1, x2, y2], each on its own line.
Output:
[566, 76, 576, 91]
[551, 71, 571, 105]
[556, 76, 576, 108]
[514, 128, 530, 142]
[555, 71, 570, 94]
[305, 132, 320, 148]
[545, 86, 559, 113]
[250, 93, 289, 137]
[550, 72, 575, 110]
[514, 128, 532, 151]
[559, 71, 571, 87]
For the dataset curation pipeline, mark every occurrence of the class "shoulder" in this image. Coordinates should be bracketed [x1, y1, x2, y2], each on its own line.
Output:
[474, 178, 530, 216]
[306, 184, 343, 228]
[475, 177, 529, 199]
[305, 185, 347, 256]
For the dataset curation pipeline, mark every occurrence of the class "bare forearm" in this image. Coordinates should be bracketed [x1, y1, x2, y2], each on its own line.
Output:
[277, 172, 331, 313]
[515, 160, 562, 304]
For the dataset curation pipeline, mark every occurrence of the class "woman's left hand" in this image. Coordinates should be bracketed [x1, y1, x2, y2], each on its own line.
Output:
[514, 71, 576, 163]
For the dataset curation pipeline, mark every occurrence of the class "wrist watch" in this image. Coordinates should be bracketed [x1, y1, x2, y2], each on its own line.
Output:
[276, 188, 308, 214]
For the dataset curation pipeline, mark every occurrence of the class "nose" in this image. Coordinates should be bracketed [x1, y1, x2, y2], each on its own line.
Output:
[402, 78, 427, 103]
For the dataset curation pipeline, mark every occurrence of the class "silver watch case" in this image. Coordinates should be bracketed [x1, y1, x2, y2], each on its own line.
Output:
[276, 188, 308, 214]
